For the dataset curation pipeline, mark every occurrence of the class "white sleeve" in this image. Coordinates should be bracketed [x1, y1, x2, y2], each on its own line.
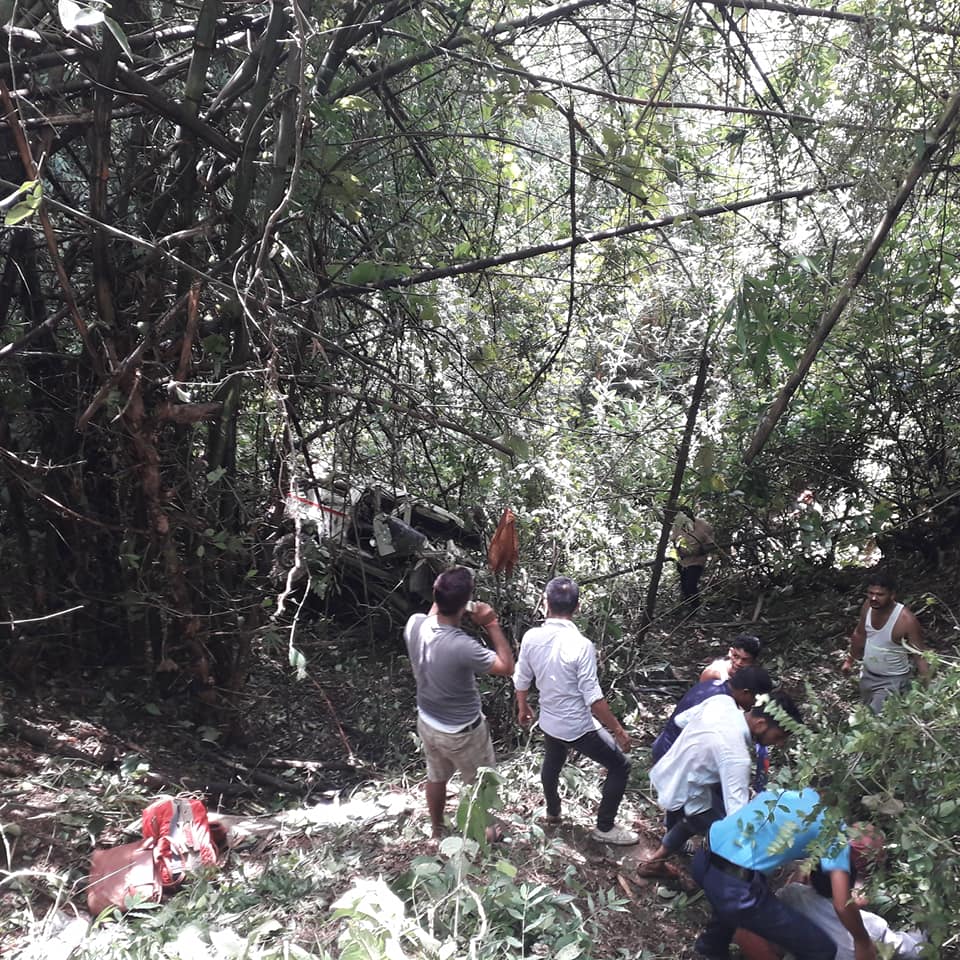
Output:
[863, 911, 926, 958]
[675, 698, 710, 730]
[576, 641, 605, 705]
[514, 632, 534, 690]
[715, 705, 752, 813]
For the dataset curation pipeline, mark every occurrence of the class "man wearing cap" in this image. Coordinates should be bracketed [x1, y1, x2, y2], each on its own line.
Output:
[691, 788, 878, 960]
[651, 665, 773, 764]
[404, 565, 514, 838]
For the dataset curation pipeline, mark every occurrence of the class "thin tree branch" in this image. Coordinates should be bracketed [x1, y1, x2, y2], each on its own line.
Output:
[703, 0, 960, 37]
[314, 181, 855, 298]
[333, 0, 611, 99]
[0, 174, 236, 295]
[743, 89, 960, 464]
[308, 384, 515, 456]
[641, 337, 712, 633]
[114, 63, 240, 159]
[0, 82, 104, 376]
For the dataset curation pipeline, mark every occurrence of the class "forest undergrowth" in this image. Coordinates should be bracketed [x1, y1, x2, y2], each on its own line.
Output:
[2, 562, 960, 959]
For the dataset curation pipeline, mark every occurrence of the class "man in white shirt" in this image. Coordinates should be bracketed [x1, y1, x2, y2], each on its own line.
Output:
[638, 690, 801, 876]
[514, 576, 638, 845]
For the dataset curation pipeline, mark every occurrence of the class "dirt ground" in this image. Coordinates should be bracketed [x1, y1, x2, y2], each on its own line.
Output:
[2, 563, 957, 956]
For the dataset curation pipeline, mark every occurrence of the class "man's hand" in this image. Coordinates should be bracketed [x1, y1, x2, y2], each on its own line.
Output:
[517, 704, 535, 727]
[841, 654, 856, 676]
[614, 728, 632, 753]
[469, 601, 498, 627]
[853, 938, 877, 960]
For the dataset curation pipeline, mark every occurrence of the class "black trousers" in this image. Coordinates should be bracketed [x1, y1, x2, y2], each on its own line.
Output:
[541, 729, 631, 831]
[679, 563, 705, 603]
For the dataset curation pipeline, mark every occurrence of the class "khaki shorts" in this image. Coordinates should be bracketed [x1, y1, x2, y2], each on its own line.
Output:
[417, 715, 496, 783]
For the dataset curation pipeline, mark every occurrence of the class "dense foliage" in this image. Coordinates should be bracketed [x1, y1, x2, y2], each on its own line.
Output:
[0, 0, 958, 675]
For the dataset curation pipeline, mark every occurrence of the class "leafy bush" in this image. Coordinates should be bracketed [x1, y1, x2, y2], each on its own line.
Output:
[332, 768, 628, 959]
[790, 658, 960, 951]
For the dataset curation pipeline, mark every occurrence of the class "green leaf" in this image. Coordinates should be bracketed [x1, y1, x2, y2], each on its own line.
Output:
[334, 95, 374, 113]
[525, 91, 555, 111]
[4, 201, 37, 226]
[439, 836, 464, 857]
[206, 467, 226, 483]
[201, 333, 229, 356]
[288, 645, 307, 680]
[346, 262, 383, 285]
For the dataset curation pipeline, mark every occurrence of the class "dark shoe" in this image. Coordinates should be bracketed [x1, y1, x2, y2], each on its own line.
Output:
[693, 935, 729, 959]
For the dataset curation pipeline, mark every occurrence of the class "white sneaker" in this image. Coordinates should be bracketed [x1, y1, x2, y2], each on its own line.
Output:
[591, 824, 639, 845]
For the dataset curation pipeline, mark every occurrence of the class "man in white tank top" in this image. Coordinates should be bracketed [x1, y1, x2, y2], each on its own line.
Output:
[842, 573, 929, 713]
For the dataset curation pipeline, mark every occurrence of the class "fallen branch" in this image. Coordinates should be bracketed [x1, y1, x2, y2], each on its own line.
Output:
[255, 757, 365, 772]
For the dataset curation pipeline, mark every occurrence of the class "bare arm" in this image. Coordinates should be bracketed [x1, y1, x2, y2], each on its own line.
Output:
[842, 603, 868, 674]
[700, 662, 723, 683]
[590, 699, 631, 752]
[470, 602, 514, 676]
[897, 609, 930, 679]
[516, 688, 534, 726]
[830, 870, 877, 960]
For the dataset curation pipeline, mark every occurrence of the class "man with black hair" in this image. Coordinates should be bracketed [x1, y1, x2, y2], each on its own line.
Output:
[842, 572, 929, 713]
[734, 856, 924, 960]
[639, 690, 801, 877]
[651, 665, 774, 763]
[691, 789, 878, 960]
[405, 565, 514, 839]
[700, 633, 764, 683]
[514, 576, 638, 845]
[697, 635, 771, 790]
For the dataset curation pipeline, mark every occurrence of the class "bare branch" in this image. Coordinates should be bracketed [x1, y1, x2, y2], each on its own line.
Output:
[308, 384, 516, 456]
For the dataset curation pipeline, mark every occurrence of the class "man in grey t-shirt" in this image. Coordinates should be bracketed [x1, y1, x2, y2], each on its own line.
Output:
[405, 565, 514, 838]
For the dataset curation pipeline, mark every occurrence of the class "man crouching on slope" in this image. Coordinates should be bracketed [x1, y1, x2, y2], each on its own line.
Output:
[405, 566, 514, 839]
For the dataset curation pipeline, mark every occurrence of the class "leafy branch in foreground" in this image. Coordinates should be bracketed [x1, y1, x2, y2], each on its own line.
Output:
[793, 660, 960, 950]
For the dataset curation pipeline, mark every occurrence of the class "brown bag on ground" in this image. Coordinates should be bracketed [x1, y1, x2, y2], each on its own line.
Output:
[85, 795, 222, 915]
[86, 841, 161, 915]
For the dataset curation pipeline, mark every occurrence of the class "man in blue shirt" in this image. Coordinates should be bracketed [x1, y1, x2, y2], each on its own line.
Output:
[692, 789, 878, 960]
[651, 666, 773, 763]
